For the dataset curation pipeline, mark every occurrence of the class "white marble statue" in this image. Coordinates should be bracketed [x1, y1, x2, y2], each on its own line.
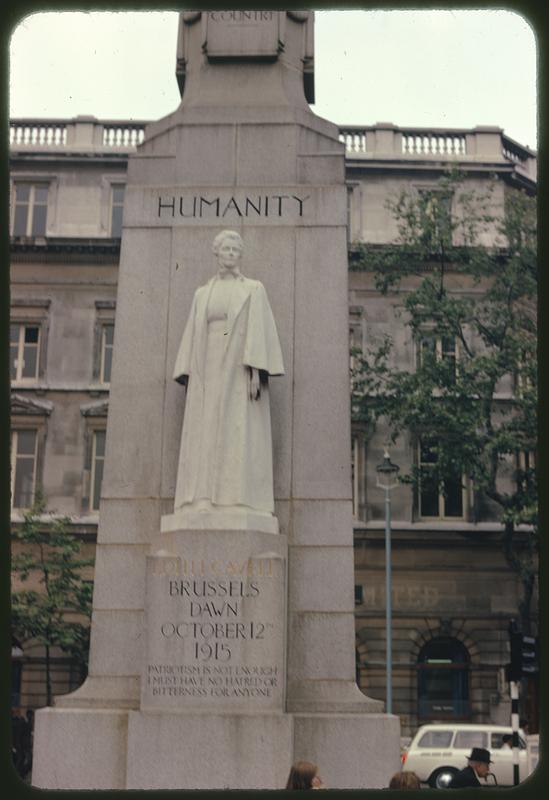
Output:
[172, 230, 284, 519]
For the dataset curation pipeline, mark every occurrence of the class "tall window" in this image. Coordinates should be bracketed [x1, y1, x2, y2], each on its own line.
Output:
[100, 324, 114, 384]
[10, 324, 41, 381]
[90, 430, 106, 511]
[517, 450, 536, 491]
[418, 438, 465, 519]
[351, 436, 359, 518]
[349, 311, 364, 374]
[419, 334, 458, 382]
[12, 182, 48, 236]
[11, 638, 24, 706]
[417, 637, 470, 720]
[515, 349, 534, 396]
[418, 188, 453, 251]
[351, 435, 366, 520]
[110, 185, 125, 237]
[11, 429, 38, 509]
[517, 450, 535, 471]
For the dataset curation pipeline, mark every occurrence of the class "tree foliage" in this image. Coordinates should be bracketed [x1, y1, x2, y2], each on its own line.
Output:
[11, 493, 93, 705]
[352, 171, 537, 627]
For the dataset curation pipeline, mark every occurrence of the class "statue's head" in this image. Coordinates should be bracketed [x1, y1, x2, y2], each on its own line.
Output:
[212, 229, 244, 256]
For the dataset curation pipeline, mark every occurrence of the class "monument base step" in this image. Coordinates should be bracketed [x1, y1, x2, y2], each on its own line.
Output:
[160, 507, 279, 534]
[31, 707, 400, 790]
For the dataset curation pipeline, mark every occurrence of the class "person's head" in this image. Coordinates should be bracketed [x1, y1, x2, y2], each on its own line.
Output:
[388, 771, 421, 790]
[212, 230, 243, 271]
[286, 761, 321, 790]
[467, 748, 492, 778]
[520, 718, 530, 734]
[502, 734, 512, 747]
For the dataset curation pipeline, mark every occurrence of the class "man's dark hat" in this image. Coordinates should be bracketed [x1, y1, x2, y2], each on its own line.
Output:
[468, 747, 493, 764]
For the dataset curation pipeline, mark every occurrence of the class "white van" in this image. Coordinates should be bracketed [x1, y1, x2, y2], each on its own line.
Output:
[402, 723, 529, 788]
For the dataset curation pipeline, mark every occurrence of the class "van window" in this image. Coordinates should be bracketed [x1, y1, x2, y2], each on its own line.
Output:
[491, 732, 511, 749]
[454, 731, 487, 749]
[491, 732, 526, 750]
[418, 730, 453, 748]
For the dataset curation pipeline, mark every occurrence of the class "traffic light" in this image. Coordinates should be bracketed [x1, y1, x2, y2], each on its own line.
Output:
[506, 623, 539, 682]
[507, 630, 523, 682]
[521, 634, 539, 675]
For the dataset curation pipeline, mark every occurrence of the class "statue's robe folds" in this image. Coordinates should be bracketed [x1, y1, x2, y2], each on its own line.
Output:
[173, 276, 284, 514]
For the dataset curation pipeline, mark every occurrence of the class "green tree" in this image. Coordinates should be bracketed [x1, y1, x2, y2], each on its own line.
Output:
[352, 172, 537, 630]
[11, 493, 93, 706]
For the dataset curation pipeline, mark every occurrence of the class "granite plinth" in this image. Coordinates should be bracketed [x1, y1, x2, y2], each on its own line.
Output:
[31, 708, 129, 790]
[32, 707, 400, 789]
[125, 711, 293, 789]
[161, 507, 279, 534]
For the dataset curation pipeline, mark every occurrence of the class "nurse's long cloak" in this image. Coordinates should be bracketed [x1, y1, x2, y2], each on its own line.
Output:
[172, 276, 284, 513]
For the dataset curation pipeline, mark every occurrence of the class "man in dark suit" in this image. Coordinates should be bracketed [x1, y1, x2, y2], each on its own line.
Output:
[449, 747, 493, 788]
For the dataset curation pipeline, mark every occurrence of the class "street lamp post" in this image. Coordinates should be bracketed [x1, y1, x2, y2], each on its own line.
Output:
[376, 447, 400, 715]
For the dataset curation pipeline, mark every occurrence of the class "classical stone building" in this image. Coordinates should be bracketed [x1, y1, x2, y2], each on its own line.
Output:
[9, 116, 537, 737]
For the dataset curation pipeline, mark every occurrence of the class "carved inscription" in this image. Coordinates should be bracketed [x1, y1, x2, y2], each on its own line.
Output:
[147, 664, 279, 699]
[205, 9, 280, 60]
[157, 194, 310, 220]
[142, 553, 284, 709]
[122, 186, 347, 228]
[362, 584, 440, 609]
[208, 11, 274, 23]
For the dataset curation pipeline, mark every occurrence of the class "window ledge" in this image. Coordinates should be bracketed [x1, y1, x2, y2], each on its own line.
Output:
[354, 520, 533, 533]
[11, 511, 99, 529]
[11, 383, 110, 393]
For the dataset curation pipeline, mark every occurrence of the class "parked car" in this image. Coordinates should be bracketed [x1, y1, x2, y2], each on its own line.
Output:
[401, 723, 529, 788]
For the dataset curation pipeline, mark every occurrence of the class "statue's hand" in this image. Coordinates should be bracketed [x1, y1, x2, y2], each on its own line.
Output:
[249, 367, 260, 400]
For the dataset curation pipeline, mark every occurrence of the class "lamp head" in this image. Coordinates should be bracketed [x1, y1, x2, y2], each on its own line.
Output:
[376, 448, 400, 489]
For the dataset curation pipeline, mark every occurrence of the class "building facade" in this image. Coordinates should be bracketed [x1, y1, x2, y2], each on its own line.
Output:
[9, 116, 537, 736]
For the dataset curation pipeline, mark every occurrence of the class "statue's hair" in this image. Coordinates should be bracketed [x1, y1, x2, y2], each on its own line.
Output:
[212, 229, 244, 254]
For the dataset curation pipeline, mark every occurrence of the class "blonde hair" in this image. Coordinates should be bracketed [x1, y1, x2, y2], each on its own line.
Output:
[286, 761, 318, 790]
[212, 229, 243, 255]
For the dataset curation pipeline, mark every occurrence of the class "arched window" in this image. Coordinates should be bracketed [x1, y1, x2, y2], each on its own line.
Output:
[417, 637, 470, 720]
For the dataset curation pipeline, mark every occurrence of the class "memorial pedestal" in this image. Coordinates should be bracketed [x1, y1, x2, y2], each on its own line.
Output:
[33, 525, 400, 790]
[33, 706, 399, 790]
[124, 710, 398, 790]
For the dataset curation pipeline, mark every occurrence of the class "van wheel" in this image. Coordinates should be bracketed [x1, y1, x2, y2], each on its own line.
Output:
[429, 767, 459, 789]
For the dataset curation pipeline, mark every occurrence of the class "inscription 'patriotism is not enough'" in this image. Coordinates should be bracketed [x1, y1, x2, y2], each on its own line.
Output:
[158, 194, 310, 220]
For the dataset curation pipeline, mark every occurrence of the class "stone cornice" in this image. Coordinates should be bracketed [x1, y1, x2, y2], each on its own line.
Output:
[80, 399, 109, 417]
[11, 393, 53, 416]
[10, 237, 120, 263]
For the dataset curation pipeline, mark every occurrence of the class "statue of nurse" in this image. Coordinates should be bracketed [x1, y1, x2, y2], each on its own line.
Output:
[169, 230, 284, 530]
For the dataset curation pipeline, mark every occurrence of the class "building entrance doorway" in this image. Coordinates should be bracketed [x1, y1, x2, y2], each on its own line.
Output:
[417, 637, 470, 720]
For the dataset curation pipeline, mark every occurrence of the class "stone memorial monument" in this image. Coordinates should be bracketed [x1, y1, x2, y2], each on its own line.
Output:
[32, 11, 400, 789]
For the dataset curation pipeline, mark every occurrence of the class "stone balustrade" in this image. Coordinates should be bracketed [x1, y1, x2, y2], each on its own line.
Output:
[102, 123, 146, 147]
[10, 119, 68, 146]
[401, 130, 466, 156]
[10, 116, 147, 150]
[10, 116, 536, 182]
[338, 122, 536, 180]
